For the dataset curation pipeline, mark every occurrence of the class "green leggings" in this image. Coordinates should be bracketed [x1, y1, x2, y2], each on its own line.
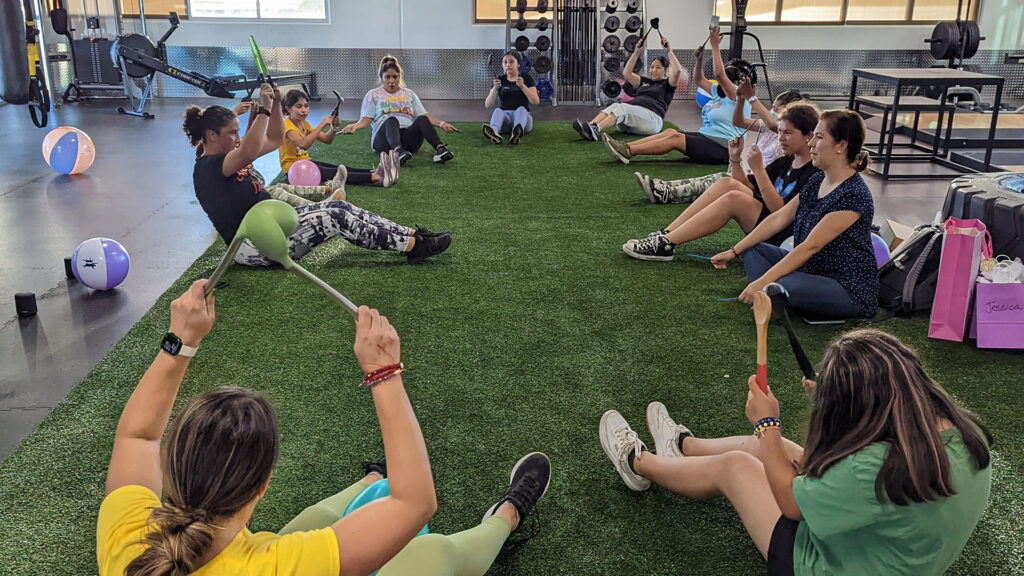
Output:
[266, 183, 329, 207]
[278, 480, 512, 576]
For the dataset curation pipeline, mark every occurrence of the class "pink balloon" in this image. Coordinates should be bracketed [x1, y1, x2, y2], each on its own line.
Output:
[288, 159, 321, 186]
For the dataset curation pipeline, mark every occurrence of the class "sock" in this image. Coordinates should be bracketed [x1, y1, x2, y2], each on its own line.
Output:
[627, 446, 650, 473]
[676, 433, 692, 455]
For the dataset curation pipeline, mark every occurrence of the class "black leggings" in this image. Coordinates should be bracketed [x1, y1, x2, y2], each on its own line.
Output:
[372, 115, 443, 153]
[311, 160, 374, 186]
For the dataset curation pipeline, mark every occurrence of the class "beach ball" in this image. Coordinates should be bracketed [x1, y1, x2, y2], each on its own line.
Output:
[288, 159, 321, 186]
[872, 233, 890, 268]
[42, 126, 95, 175]
[696, 80, 718, 108]
[72, 237, 130, 290]
[344, 478, 429, 537]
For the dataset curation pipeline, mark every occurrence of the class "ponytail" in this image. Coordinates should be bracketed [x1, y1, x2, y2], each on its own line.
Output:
[182, 105, 236, 149]
[819, 109, 868, 170]
[854, 150, 870, 172]
[124, 505, 216, 576]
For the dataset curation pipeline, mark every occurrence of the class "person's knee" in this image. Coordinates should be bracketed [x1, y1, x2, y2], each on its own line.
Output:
[382, 116, 400, 127]
[412, 115, 432, 128]
[720, 451, 763, 490]
[720, 190, 756, 208]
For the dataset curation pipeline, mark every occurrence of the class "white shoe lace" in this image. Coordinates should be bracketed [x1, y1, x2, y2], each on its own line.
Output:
[613, 425, 643, 472]
[633, 236, 663, 253]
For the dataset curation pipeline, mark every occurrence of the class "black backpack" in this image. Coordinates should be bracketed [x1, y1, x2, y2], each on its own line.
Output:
[878, 225, 944, 314]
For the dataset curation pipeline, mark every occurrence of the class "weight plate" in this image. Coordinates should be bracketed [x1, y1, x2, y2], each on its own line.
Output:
[536, 35, 551, 52]
[520, 54, 532, 74]
[963, 21, 980, 59]
[604, 56, 621, 72]
[623, 81, 638, 97]
[623, 34, 639, 53]
[603, 80, 622, 97]
[515, 17, 529, 31]
[625, 15, 642, 33]
[605, 0, 619, 13]
[604, 15, 620, 32]
[514, 35, 531, 52]
[537, 0, 549, 13]
[112, 33, 158, 78]
[603, 35, 621, 53]
[537, 16, 549, 31]
[626, 0, 639, 13]
[534, 55, 552, 74]
[928, 21, 959, 60]
[516, 0, 528, 13]
[536, 77, 554, 99]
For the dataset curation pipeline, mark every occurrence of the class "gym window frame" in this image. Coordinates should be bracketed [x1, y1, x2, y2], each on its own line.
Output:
[712, 0, 980, 26]
[182, 0, 329, 22]
[475, 0, 546, 24]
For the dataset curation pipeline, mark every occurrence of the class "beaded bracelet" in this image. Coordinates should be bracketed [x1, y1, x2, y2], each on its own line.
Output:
[362, 363, 404, 388]
[754, 417, 781, 437]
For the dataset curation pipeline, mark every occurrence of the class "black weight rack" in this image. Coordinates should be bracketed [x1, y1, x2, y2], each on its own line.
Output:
[506, 0, 559, 107]
[556, 0, 597, 103]
[597, 0, 646, 106]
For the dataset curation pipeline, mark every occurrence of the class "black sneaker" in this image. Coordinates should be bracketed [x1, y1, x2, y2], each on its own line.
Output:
[482, 452, 551, 533]
[585, 122, 600, 141]
[361, 460, 387, 478]
[407, 232, 452, 264]
[622, 234, 675, 262]
[482, 124, 503, 145]
[433, 145, 454, 164]
[413, 225, 450, 239]
[572, 118, 589, 140]
[396, 147, 413, 166]
[509, 125, 524, 145]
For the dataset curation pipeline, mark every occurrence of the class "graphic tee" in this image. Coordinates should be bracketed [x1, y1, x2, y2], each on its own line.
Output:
[193, 153, 271, 244]
[360, 86, 429, 142]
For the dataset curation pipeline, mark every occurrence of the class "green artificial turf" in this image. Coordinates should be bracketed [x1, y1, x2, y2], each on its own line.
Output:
[1, 122, 1022, 575]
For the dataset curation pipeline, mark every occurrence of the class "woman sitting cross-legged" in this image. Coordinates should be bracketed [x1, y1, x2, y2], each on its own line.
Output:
[599, 328, 992, 576]
[635, 87, 806, 204]
[710, 109, 879, 320]
[600, 28, 751, 166]
[342, 55, 457, 165]
[185, 87, 451, 267]
[482, 50, 539, 145]
[573, 35, 684, 141]
[97, 284, 552, 576]
[623, 102, 820, 261]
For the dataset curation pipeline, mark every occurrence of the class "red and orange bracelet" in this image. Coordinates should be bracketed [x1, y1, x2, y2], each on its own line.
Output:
[362, 363, 404, 388]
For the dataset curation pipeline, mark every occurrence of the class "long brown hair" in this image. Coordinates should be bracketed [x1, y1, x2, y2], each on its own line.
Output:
[802, 329, 992, 506]
[125, 388, 279, 576]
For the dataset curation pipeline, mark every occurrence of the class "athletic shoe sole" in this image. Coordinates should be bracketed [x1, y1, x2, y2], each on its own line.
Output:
[482, 124, 503, 145]
[572, 119, 589, 140]
[635, 172, 656, 203]
[509, 128, 522, 146]
[582, 122, 599, 141]
[622, 243, 674, 262]
[603, 134, 630, 164]
[433, 150, 455, 164]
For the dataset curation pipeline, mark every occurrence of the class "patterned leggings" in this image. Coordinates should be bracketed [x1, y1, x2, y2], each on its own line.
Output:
[234, 200, 412, 266]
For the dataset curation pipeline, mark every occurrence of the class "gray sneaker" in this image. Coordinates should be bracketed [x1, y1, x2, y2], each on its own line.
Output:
[599, 410, 651, 491]
[603, 133, 632, 164]
[646, 402, 692, 458]
[623, 234, 675, 262]
[634, 172, 656, 203]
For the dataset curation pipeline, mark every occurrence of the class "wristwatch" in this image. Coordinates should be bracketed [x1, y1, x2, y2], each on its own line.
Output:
[256, 106, 271, 117]
[746, 95, 758, 103]
[161, 332, 198, 358]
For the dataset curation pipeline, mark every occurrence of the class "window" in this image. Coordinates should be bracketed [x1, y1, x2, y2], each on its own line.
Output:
[186, 0, 326, 20]
[119, 0, 187, 18]
[476, 0, 546, 23]
[714, 0, 978, 23]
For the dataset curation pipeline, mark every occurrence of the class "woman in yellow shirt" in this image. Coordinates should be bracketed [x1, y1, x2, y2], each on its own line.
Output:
[97, 282, 551, 576]
[281, 89, 399, 188]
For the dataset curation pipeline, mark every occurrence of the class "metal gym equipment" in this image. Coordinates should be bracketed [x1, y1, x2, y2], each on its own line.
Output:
[716, 0, 773, 102]
[54, 0, 125, 102]
[506, 0, 558, 104]
[598, 0, 647, 104]
[1, 0, 54, 126]
[558, 0, 598, 103]
[924, 0, 982, 66]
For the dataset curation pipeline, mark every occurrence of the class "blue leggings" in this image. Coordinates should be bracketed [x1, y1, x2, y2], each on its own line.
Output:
[489, 107, 533, 134]
[743, 243, 863, 319]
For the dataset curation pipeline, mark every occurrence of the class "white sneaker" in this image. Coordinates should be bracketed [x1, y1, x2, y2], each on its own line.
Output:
[330, 164, 348, 191]
[378, 152, 395, 188]
[646, 402, 691, 458]
[635, 172, 656, 203]
[599, 410, 651, 491]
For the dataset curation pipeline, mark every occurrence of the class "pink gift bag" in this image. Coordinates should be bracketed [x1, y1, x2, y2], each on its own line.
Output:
[929, 218, 992, 342]
[971, 283, 1024, 349]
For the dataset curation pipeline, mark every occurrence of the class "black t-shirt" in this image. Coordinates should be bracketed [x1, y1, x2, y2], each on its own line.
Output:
[629, 76, 676, 118]
[498, 74, 536, 111]
[193, 154, 271, 244]
[752, 155, 821, 245]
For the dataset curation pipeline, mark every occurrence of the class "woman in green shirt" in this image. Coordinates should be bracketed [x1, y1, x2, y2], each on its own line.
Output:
[599, 328, 992, 575]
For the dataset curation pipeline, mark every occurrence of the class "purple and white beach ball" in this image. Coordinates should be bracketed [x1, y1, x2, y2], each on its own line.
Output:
[72, 237, 131, 290]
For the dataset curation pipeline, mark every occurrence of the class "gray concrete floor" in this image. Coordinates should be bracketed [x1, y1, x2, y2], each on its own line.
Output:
[0, 96, 956, 462]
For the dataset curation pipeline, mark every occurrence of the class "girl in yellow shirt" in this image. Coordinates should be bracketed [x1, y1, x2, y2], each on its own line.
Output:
[281, 89, 399, 188]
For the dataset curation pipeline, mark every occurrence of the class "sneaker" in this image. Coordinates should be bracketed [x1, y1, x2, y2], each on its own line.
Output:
[599, 410, 651, 491]
[396, 147, 413, 166]
[433, 145, 454, 164]
[378, 152, 395, 188]
[413, 225, 450, 239]
[385, 150, 401, 187]
[622, 234, 675, 262]
[330, 164, 348, 191]
[588, 123, 602, 139]
[406, 232, 452, 264]
[481, 452, 551, 532]
[572, 118, 590, 140]
[361, 460, 388, 478]
[603, 133, 632, 164]
[647, 228, 669, 238]
[635, 172, 657, 203]
[646, 402, 692, 458]
[648, 178, 672, 204]
[482, 123, 503, 145]
[509, 125, 524, 145]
